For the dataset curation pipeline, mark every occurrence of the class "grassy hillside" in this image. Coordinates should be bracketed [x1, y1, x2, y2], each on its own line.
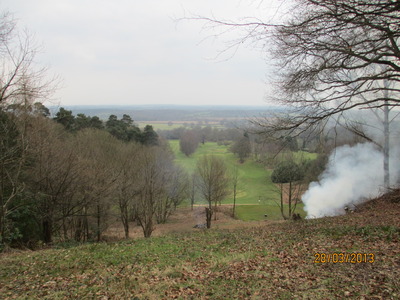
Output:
[169, 140, 306, 220]
[1, 194, 399, 299]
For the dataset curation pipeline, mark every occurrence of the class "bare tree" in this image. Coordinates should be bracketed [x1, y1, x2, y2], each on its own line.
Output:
[27, 118, 80, 243]
[190, 173, 196, 211]
[258, 1, 400, 130]
[0, 110, 25, 244]
[190, 1, 400, 187]
[231, 165, 239, 218]
[0, 12, 56, 107]
[73, 129, 120, 242]
[196, 155, 229, 228]
[134, 147, 171, 238]
[271, 160, 304, 220]
[114, 143, 141, 239]
[253, 2, 400, 188]
[0, 10, 56, 246]
[342, 75, 398, 189]
[155, 165, 189, 224]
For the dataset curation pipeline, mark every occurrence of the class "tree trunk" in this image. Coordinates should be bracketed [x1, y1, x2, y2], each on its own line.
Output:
[288, 181, 292, 219]
[120, 201, 130, 239]
[74, 218, 82, 242]
[280, 184, 286, 220]
[62, 218, 68, 241]
[205, 207, 212, 229]
[233, 191, 236, 218]
[383, 102, 390, 189]
[83, 206, 89, 241]
[191, 178, 195, 211]
[42, 219, 53, 244]
[0, 208, 5, 243]
[214, 201, 218, 221]
[96, 204, 101, 242]
[143, 217, 153, 238]
[123, 220, 129, 239]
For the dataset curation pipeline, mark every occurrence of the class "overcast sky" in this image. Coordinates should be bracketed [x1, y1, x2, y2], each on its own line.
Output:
[2, 0, 283, 107]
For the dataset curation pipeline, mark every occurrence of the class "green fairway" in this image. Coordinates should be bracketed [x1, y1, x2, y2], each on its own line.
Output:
[170, 140, 230, 172]
[170, 140, 278, 204]
[169, 140, 307, 220]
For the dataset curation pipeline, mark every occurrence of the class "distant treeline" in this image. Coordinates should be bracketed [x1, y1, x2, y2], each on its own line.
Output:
[53, 105, 280, 122]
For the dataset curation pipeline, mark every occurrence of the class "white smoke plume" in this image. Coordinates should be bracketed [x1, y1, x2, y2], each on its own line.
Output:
[302, 143, 397, 218]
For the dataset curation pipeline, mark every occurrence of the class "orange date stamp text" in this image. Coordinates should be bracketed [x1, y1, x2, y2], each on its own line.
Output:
[314, 252, 375, 263]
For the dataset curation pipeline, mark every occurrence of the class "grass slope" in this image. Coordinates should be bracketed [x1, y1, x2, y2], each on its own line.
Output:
[1, 195, 399, 299]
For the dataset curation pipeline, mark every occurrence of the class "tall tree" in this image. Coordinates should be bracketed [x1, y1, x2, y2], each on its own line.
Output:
[27, 118, 79, 243]
[89, 116, 103, 130]
[180, 130, 199, 157]
[105, 114, 141, 142]
[74, 113, 91, 131]
[231, 165, 239, 218]
[32, 102, 50, 117]
[134, 147, 170, 238]
[53, 108, 75, 131]
[342, 76, 397, 188]
[190, 173, 196, 211]
[257, 1, 400, 187]
[0, 9, 56, 246]
[141, 125, 159, 146]
[271, 160, 304, 220]
[155, 165, 189, 224]
[114, 142, 141, 239]
[73, 129, 120, 242]
[230, 134, 251, 163]
[0, 110, 24, 245]
[196, 155, 229, 228]
[0, 12, 55, 107]
[195, 0, 400, 187]
[245, 0, 400, 129]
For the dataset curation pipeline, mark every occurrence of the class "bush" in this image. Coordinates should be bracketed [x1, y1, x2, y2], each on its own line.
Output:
[271, 160, 304, 184]
[180, 131, 199, 156]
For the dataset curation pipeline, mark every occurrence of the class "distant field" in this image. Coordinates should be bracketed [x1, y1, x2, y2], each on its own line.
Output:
[137, 121, 225, 130]
[169, 140, 306, 220]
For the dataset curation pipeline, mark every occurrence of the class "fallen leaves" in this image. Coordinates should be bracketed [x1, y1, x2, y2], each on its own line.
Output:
[0, 195, 399, 299]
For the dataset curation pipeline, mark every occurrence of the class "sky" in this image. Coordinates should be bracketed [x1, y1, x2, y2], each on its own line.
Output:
[1, 0, 284, 107]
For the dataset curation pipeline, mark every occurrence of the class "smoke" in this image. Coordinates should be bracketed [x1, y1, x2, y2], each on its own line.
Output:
[302, 143, 398, 218]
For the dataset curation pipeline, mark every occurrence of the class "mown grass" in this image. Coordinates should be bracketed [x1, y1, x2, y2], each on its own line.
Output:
[169, 140, 305, 220]
[270, 149, 318, 166]
[1, 206, 399, 299]
[170, 140, 277, 206]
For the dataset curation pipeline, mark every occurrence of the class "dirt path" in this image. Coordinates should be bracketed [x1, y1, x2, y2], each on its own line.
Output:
[105, 206, 272, 239]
